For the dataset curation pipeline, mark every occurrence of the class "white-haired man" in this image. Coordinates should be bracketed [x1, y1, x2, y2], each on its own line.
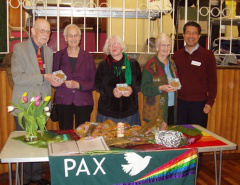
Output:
[11, 18, 62, 185]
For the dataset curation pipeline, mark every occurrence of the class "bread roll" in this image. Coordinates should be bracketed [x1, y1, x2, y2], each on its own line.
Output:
[56, 73, 65, 79]
[170, 81, 179, 88]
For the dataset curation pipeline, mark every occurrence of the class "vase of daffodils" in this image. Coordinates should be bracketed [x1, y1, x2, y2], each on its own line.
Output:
[8, 92, 51, 142]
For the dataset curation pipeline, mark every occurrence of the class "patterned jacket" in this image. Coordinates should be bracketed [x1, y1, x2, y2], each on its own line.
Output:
[141, 56, 178, 123]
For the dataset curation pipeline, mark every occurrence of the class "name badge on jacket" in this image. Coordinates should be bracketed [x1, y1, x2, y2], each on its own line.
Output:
[191, 60, 201, 66]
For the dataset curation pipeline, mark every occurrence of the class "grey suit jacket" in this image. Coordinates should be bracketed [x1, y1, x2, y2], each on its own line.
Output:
[11, 39, 53, 115]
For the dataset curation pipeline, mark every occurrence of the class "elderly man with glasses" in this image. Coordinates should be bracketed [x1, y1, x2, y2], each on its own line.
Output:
[11, 18, 62, 185]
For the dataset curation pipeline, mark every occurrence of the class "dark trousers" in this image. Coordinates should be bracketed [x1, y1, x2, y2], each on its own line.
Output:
[177, 99, 208, 128]
[56, 104, 93, 130]
[14, 117, 42, 184]
[167, 106, 175, 126]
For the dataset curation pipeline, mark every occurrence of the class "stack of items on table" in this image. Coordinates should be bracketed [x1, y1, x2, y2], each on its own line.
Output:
[74, 117, 202, 148]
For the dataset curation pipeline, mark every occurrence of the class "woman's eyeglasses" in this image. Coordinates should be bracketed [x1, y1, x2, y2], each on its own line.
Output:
[108, 42, 119, 49]
[67, 34, 80, 39]
[159, 44, 171, 48]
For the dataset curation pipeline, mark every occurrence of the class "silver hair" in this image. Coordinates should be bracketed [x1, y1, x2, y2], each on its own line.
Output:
[155, 32, 171, 48]
[63, 24, 81, 37]
[103, 35, 126, 55]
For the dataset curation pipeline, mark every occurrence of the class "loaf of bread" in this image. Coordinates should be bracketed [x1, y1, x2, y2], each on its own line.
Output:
[170, 81, 180, 88]
[118, 86, 128, 91]
[56, 73, 65, 79]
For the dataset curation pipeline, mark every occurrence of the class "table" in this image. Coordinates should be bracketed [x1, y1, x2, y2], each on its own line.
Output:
[193, 125, 237, 185]
[0, 131, 49, 185]
[0, 125, 237, 185]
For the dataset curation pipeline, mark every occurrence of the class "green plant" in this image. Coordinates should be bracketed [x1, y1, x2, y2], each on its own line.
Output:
[8, 92, 51, 139]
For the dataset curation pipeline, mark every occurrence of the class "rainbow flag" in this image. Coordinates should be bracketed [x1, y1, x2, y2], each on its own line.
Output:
[115, 148, 197, 185]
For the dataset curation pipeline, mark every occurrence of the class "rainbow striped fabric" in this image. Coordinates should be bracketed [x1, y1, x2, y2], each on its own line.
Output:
[115, 148, 198, 185]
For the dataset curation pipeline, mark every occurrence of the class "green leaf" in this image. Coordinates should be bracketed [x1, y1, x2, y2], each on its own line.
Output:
[25, 115, 38, 133]
[32, 104, 37, 115]
[22, 103, 28, 111]
[29, 102, 36, 116]
[26, 102, 34, 116]
[40, 101, 48, 112]
[35, 101, 44, 117]
[11, 101, 23, 112]
[18, 112, 25, 130]
[19, 100, 26, 111]
[37, 115, 47, 136]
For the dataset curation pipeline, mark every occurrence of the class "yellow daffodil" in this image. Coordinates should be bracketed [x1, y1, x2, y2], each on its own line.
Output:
[44, 96, 51, 102]
[22, 92, 27, 97]
[22, 92, 28, 103]
[8, 93, 52, 139]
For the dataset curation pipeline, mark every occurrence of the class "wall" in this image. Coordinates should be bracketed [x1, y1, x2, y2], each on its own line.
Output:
[8, 0, 25, 27]
[106, 0, 175, 52]
[225, 0, 239, 37]
[208, 68, 240, 148]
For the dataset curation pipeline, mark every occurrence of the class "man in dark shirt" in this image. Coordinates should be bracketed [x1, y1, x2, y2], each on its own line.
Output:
[172, 21, 217, 128]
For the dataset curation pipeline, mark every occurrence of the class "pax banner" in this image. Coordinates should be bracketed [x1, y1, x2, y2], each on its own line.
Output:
[49, 148, 198, 185]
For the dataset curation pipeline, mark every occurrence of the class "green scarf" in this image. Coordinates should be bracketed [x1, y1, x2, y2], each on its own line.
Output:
[113, 52, 132, 85]
[123, 52, 132, 85]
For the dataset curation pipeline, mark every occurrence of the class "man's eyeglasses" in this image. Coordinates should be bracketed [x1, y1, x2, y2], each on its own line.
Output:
[34, 28, 51, 35]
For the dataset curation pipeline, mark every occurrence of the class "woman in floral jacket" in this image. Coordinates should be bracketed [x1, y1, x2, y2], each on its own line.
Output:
[141, 33, 178, 125]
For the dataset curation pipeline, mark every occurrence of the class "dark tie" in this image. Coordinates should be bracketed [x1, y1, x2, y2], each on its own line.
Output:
[37, 48, 45, 74]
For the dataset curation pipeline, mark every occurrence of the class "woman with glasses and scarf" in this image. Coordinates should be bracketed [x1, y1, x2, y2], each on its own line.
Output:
[95, 35, 142, 126]
[141, 33, 178, 125]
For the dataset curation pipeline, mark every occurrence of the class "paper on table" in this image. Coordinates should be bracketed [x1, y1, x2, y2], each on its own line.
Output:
[48, 140, 79, 156]
[77, 136, 110, 153]
[48, 137, 110, 156]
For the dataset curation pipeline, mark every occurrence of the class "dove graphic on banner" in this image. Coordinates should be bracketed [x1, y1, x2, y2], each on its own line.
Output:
[121, 152, 152, 176]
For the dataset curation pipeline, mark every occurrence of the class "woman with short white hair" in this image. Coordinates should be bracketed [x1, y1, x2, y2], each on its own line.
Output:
[95, 35, 142, 126]
[141, 32, 178, 125]
[53, 24, 96, 129]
